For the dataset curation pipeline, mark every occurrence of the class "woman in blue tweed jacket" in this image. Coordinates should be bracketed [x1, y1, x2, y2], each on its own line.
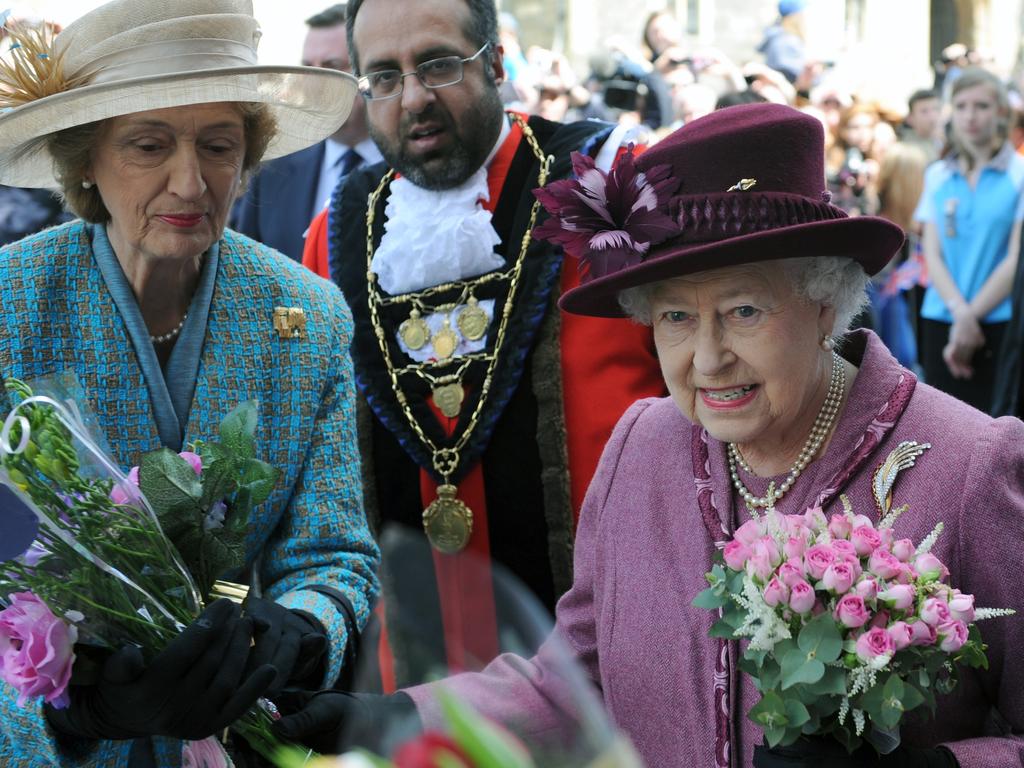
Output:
[0, 0, 379, 765]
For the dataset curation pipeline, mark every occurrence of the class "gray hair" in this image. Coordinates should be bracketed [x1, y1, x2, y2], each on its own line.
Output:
[617, 256, 868, 340]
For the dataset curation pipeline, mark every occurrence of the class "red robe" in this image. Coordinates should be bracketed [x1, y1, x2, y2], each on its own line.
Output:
[303, 120, 664, 690]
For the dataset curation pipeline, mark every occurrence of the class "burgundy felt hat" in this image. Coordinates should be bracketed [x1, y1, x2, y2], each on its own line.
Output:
[534, 102, 905, 318]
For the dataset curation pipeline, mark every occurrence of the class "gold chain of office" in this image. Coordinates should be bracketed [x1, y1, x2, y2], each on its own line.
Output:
[365, 113, 552, 553]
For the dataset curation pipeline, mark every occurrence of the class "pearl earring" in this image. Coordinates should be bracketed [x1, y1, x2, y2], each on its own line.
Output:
[821, 334, 835, 352]
[81, 180, 93, 189]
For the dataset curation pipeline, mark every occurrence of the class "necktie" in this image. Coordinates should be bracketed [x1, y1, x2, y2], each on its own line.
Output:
[336, 148, 361, 179]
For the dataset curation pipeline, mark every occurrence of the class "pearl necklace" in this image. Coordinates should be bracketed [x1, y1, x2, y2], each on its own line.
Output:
[727, 352, 845, 513]
[149, 312, 188, 345]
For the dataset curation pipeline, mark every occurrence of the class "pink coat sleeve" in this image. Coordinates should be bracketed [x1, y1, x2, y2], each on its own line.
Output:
[943, 415, 1024, 766]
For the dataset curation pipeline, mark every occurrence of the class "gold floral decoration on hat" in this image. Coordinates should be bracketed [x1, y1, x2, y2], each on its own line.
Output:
[0, 13, 89, 111]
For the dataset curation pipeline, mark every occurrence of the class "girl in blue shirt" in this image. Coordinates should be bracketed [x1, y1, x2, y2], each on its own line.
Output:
[914, 67, 1024, 411]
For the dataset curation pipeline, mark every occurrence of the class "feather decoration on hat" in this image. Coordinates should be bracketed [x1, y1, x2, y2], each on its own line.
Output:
[533, 147, 681, 279]
[0, 15, 88, 111]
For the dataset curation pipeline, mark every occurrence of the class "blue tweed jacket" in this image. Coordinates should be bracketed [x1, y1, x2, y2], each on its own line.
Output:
[0, 220, 380, 767]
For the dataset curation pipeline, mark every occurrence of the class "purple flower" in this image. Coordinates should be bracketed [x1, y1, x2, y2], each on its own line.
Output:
[203, 501, 227, 532]
[533, 149, 680, 278]
[0, 592, 77, 708]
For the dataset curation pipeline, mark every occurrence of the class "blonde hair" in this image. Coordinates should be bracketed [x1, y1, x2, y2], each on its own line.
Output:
[949, 67, 1008, 169]
[877, 142, 928, 232]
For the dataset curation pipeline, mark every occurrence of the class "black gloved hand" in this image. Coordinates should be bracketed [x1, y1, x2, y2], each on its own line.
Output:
[752, 737, 960, 768]
[272, 691, 420, 755]
[243, 597, 327, 695]
[45, 599, 275, 742]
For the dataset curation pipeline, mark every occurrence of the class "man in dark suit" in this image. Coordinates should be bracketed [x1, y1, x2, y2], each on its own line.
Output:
[231, 3, 381, 260]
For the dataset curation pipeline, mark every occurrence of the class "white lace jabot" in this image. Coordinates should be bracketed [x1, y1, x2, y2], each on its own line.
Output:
[370, 166, 504, 295]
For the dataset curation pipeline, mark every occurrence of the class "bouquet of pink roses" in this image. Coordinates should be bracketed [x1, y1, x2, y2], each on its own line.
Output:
[693, 453, 1014, 754]
[0, 377, 285, 765]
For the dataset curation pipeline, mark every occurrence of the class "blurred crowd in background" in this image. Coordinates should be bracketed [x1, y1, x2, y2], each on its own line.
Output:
[6, 0, 1024, 416]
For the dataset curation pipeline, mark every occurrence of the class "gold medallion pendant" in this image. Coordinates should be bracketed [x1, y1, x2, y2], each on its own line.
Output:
[432, 319, 458, 359]
[423, 484, 473, 554]
[399, 309, 430, 350]
[432, 382, 464, 419]
[456, 297, 489, 341]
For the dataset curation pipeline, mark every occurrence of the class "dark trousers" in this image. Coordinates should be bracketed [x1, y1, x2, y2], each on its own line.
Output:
[919, 318, 1007, 412]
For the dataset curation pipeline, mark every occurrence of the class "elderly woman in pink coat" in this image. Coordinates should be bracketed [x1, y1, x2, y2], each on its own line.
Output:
[277, 104, 1024, 767]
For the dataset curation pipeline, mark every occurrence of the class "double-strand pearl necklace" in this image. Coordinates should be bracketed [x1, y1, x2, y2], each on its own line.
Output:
[149, 312, 188, 345]
[727, 351, 845, 513]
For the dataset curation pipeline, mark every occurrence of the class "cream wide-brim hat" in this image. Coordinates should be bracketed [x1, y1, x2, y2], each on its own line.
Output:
[0, 0, 358, 188]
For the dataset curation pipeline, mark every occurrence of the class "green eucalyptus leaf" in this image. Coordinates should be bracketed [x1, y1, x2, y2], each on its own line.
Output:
[710, 617, 739, 639]
[804, 665, 847, 698]
[692, 586, 728, 609]
[797, 613, 843, 663]
[764, 725, 787, 748]
[780, 647, 824, 690]
[784, 699, 811, 730]
[749, 691, 789, 732]
[901, 682, 926, 713]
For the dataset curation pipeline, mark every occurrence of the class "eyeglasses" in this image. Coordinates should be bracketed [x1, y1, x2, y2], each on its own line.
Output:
[358, 43, 490, 101]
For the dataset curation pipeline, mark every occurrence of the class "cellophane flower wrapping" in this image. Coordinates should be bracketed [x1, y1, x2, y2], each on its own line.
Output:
[693, 498, 1014, 753]
[0, 375, 288, 763]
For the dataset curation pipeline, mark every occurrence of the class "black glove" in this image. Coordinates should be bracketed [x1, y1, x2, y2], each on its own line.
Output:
[752, 737, 960, 768]
[272, 691, 420, 755]
[243, 597, 327, 695]
[45, 599, 275, 742]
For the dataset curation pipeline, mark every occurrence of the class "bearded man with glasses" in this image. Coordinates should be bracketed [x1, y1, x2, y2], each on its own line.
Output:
[301, 0, 665, 692]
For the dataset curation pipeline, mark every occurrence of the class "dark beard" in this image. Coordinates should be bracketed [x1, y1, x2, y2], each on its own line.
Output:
[370, 86, 505, 190]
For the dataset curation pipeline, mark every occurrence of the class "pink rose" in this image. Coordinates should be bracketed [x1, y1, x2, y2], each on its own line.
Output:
[178, 451, 203, 476]
[784, 536, 808, 561]
[877, 584, 916, 611]
[734, 519, 765, 546]
[887, 621, 914, 650]
[854, 577, 878, 600]
[909, 619, 937, 647]
[746, 550, 775, 582]
[723, 540, 751, 571]
[804, 544, 836, 580]
[851, 525, 883, 557]
[781, 514, 809, 536]
[937, 620, 969, 652]
[0, 592, 77, 708]
[831, 539, 859, 564]
[763, 577, 790, 607]
[920, 597, 951, 627]
[850, 514, 874, 529]
[834, 594, 871, 628]
[746, 537, 782, 581]
[828, 513, 853, 539]
[777, 560, 806, 588]
[914, 553, 949, 582]
[789, 580, 816, 614]
[891, 538, 915, 562]
[855, 626, 895, 662]
[877, 527, 894, 550]
[868, 549, 903, 580]
[182, 737, 230, 768]
[948, 591, 976, 623]
[803, 506, 828, 531]
[821, 562, 857, 594]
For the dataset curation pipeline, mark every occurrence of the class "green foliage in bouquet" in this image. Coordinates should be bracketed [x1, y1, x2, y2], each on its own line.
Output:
[1, 378, 197, 649]
[139, 400, 280, 599]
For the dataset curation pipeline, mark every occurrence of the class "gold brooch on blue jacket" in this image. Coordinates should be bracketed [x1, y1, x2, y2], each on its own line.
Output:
[273, 307, 306, 339]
